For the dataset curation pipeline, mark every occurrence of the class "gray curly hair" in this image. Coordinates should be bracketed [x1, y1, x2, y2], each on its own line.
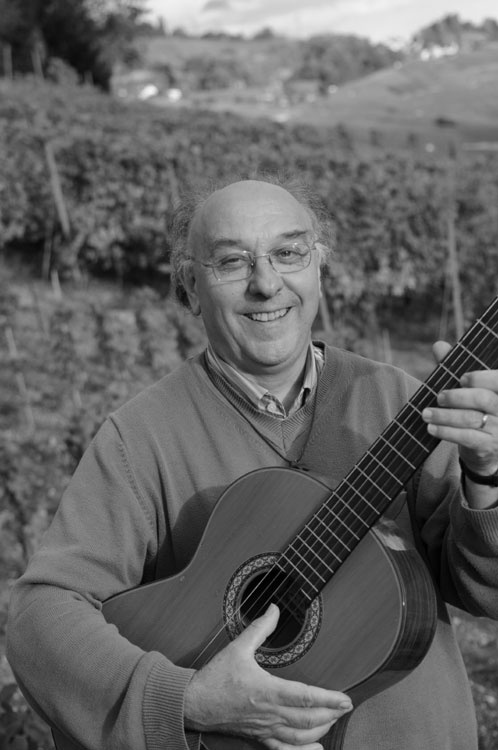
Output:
[169, 174, 336, 310]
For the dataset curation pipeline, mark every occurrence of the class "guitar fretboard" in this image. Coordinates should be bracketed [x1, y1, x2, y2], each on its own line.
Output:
[278, 297, 498, 603]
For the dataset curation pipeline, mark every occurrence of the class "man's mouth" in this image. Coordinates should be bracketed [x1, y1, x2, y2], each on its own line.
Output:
[245, 308, 290, 322]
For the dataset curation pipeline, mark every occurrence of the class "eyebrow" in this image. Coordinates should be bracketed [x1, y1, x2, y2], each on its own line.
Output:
[208, 229, 310, 253]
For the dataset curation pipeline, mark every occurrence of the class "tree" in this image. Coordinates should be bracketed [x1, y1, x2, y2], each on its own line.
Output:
[0, 0, 149, 88]
[0, 0, 42, 76]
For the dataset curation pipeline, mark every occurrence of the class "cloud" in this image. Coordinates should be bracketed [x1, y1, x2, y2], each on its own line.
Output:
[203, 0, 231, 11]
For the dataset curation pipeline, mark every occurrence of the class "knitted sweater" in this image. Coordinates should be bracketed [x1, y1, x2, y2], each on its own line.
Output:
[7, 345, 498, 750]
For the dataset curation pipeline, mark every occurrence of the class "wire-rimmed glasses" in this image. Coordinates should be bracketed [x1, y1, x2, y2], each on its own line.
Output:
[189, 241, 316, 282]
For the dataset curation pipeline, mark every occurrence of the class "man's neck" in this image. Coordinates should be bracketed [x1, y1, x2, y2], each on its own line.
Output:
[251, 366, 307, 409]
[216, 346, 313, 407]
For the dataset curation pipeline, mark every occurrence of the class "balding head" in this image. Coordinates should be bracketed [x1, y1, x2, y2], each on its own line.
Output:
[170, 176, 334, 310]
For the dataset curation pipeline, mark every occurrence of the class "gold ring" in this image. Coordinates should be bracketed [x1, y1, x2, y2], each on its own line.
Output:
[480, 413, 489, 429]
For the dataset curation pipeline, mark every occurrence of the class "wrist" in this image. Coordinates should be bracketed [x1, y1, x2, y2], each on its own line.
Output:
[459, 459, 498, 487]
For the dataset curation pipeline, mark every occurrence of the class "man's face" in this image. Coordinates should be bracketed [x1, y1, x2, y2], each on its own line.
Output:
[183, 181, 322, 379]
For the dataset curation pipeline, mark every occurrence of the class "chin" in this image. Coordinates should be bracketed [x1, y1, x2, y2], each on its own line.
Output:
[246, 345, 295, 369]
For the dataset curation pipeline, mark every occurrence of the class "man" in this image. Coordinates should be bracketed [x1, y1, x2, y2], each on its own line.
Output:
[7, 177, 498, 750]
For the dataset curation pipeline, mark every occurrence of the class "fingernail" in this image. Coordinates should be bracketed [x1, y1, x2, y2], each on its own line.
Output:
[339, 701, 353, 711]
[422, 408, 432, 421]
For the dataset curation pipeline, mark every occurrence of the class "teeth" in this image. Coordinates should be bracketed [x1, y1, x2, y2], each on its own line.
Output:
[247, 309, 288, 322]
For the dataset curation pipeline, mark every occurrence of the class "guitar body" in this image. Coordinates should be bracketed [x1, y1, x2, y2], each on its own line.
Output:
[53, 467, 436, 750]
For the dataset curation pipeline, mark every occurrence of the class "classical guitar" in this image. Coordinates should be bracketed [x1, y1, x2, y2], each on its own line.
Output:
[53, 297, 498, 750]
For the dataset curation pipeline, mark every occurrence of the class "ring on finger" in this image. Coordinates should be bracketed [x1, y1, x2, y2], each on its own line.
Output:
[479, 413, 489, 429]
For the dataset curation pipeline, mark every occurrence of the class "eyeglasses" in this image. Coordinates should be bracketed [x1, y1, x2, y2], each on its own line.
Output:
[189, 241, 316, 282]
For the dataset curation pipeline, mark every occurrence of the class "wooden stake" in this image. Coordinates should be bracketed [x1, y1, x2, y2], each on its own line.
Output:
[31, 44, 44, 79]
[2, 43, 13, 80]
[45, 141, 71, 239]
[5, 326, 18, 358]
[51, 269, 62, 300]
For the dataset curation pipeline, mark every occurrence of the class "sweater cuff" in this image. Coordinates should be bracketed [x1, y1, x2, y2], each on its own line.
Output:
[453, 490, 498, 548]
[143, 654, 200, 750]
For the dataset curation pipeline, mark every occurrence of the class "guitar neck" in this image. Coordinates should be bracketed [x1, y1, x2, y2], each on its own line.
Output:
[279, 297, 498, 603]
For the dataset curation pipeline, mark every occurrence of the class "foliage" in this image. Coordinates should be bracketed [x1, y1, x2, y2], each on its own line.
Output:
[0, 0, 149, 88]
[294, 34, 401, 90]
[2, 78, 497, 337]
[0, 682, 52, 750]
[413, 13, 498, 49]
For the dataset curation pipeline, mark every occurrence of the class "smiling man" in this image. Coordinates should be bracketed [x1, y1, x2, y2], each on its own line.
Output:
[181, 179, 325, 409]
[7, 176, 498, 750]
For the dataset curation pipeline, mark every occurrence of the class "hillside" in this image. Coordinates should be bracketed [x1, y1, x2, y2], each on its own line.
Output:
[129, 36, 498, 152]
[286, 42, 498, 148]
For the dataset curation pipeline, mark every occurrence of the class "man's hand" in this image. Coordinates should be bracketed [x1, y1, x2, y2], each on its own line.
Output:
[422, 341, 498, 506]
[184, 604, 353, 750]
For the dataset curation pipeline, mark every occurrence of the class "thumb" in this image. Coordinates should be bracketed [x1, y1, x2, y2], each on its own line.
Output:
[432, 340, 452, 365]
[237, 603, 280, 654]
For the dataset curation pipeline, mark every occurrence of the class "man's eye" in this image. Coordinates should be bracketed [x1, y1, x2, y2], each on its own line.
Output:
[274, 245, 303, 261]
[217, 254, 247, 269]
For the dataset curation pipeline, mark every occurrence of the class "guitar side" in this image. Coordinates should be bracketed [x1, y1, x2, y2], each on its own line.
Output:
[52, 467, 436, 750]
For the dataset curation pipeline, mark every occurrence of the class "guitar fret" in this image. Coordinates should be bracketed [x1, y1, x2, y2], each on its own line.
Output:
[334, 498, 371, 529]
[311, 513, 352, 552]
[458, 343, 490, 370]
[286, 534, 335, 580]
[377, 434, 416, 470]
[319, 504, 361, 540]
[342, 476, 378, 514]
[364, 444, 410, 482]
[437, 361, 462, 385]
[395, 420, 431, 452]
[279, 553, 320, 596]
[303, 526, 341, 567]
[416, 381, 439, 400]
[291, 530, 337, 573]
[479, 320, 498, 340]
[355, 464, 394, 501]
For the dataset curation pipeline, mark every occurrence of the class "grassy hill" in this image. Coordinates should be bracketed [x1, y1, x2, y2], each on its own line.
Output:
[132, 37, 498, 153]
[287, 42, 498, 149]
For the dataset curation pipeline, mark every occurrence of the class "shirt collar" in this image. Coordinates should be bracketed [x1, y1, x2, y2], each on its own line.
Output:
[205, 343, 323, 418]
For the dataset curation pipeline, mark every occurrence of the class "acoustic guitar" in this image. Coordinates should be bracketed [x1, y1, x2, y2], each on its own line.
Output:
[53, 297, 498, 750]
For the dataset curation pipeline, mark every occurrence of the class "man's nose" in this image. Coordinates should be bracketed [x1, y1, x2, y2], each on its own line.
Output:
[247, 256, 284, 296]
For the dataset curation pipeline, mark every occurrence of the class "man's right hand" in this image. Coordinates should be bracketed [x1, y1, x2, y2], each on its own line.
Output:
[184, 603, 353, 750]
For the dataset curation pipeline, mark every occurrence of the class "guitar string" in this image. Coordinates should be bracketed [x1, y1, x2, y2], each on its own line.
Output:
[187, 302, 498, 668]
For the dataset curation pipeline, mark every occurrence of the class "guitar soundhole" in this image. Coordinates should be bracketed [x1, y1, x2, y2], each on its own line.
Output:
[224, 553, 322, 667]
[240, 569, 306, 649]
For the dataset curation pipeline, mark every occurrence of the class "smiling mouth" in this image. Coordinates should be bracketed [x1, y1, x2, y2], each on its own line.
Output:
[245, 308, 290, 322]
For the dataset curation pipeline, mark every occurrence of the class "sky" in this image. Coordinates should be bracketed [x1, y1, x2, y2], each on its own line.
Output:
[145, 0, 498, 43]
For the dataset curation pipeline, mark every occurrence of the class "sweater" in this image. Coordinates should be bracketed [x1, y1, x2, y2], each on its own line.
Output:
[7, 344, 498, 750]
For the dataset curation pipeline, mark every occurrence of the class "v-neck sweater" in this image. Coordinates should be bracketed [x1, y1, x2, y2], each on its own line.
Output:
[8, 345, 498, 750]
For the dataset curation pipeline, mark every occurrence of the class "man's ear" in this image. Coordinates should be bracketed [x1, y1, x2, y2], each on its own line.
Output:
[181, 264, 201, 316]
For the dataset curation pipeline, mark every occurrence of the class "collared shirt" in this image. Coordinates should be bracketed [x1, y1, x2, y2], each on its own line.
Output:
[205, 343, 324, 419]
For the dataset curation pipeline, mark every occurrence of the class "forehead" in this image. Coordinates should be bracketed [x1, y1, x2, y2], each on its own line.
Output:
[191, 181, 313, 254]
